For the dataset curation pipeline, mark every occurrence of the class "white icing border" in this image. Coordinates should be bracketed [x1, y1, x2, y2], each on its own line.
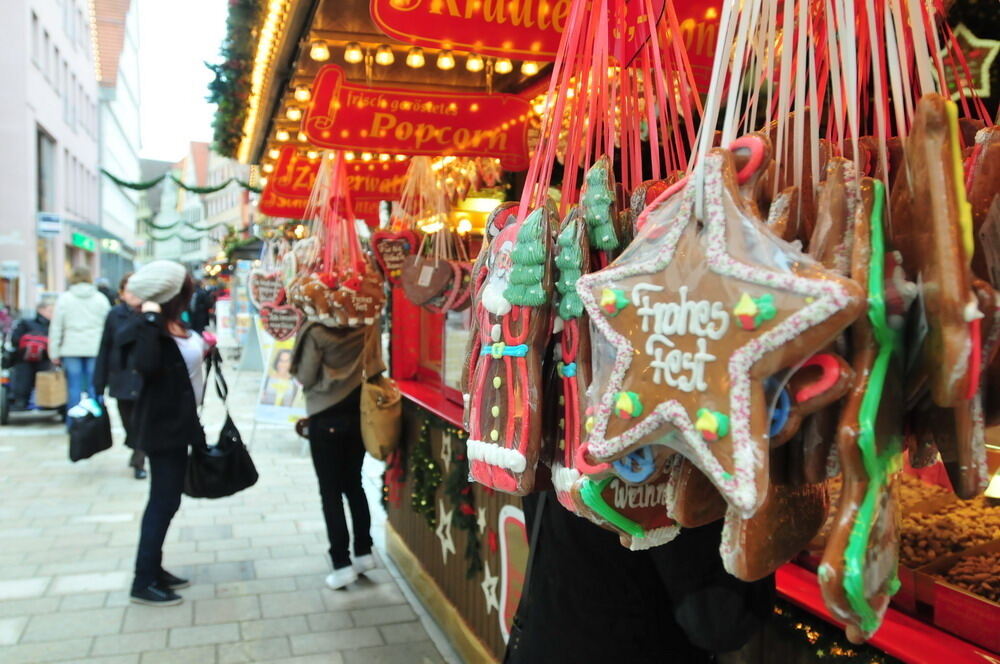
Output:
[467, 439, 528, 473]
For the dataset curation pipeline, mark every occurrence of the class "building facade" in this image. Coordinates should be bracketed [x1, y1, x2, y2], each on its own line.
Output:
[0, 0, 101, 312]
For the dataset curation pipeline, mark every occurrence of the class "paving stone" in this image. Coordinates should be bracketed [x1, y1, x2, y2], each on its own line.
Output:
[254, 556, 329, 579]
[342, 641, 444, 664]
[238, 615, 311, 641]
[217, 636, 292, 663]
[168, 622, 241, 647]
[0, 615, 29, 646]
[0, 636, 95, 664]
[305, 611, 353, 632]
[177, 561, 255, 585]
[259, 590, 326, 619]
[122, 602, 194, 632]
[215, 577, 297, 598]
[140, 644, 216, 664]
[349, 604, 416, 628]
[81, 655, 141, 664]
[0, 576, 51, 599]
[91, 629, 168, 655]
[179, 525, 233, 541]
[0, 596, 61, 618]
[269, 654, 345, 664]
[21, 606, 124, 642]
[321, 583, 407, 612]
[289, 627, 383, 655]
[60, 591, 109, 611]
[194, 596, 262, 625]
[196, 538, 253, 553]
[49, 571, 130, 594]
[378, 621, 435, 645]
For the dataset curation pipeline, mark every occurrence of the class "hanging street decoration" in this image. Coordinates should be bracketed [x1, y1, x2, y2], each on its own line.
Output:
[101, 169, 261, 194]
[303, 65, 532, 170]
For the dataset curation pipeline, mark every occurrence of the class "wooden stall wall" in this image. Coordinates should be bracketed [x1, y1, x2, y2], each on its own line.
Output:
[385, 404, 527, 663]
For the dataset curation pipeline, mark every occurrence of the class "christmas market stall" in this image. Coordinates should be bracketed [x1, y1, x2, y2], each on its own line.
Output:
[212, 0, 1000, 661]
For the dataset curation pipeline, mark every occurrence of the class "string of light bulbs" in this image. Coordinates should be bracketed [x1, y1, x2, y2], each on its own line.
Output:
[307, 37, 539, 76]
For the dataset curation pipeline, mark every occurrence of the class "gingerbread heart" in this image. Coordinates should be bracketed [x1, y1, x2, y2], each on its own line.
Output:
[572, 472, 680, 550]
[371, 230, 419, 286]
[248, 270, 285, 309]
[259, 304, 304, 341]
[401, 255, 454, 306]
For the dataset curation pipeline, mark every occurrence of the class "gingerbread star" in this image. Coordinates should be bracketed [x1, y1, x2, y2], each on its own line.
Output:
[576, 147, 864, 516]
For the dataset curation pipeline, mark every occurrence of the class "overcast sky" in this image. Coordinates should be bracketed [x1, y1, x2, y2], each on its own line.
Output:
[138, 0, 229, 162]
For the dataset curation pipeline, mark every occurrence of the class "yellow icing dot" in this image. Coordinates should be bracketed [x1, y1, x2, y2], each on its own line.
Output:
[490, 430, 499, 441]
[585, 417, 595, 433]
[559, 396, 565, 406]
[493, 377, 502, 389]
[491, 406, 500, 417]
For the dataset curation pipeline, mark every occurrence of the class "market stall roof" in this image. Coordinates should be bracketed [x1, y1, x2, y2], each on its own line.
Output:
[228, 0, 546, 165]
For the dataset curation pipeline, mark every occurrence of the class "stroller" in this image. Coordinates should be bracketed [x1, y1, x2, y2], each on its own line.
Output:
[0, 328, 65, 425]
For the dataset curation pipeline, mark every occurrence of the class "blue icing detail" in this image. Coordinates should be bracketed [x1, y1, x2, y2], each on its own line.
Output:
[480, 344, 529, 358]
[561, 362, 577, 377]
[765, 378, 792, 438]
[612, 446, 656, 483]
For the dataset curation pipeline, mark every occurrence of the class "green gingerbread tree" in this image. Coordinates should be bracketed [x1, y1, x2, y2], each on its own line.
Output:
[505, 208, 548, 306]
[581, 157, 618, 252]
[554, 213, 585, 319]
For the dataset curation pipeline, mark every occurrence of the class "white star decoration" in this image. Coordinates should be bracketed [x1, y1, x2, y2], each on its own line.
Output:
[477, 506, 488, 534]
[435, 499, 455, 563]
[481, 561, 500, 614]
[440, 432, 452, 474]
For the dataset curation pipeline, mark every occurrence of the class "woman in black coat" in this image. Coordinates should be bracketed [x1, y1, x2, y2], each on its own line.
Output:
[121, 261, 208, 606]
[93, 274, 147, 479]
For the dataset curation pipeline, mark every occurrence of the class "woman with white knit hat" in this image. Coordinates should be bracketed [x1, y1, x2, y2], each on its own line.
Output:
[121, 260, 208, 606]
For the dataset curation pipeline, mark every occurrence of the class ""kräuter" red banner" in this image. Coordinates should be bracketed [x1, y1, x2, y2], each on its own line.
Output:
[302, 65, 532, 171]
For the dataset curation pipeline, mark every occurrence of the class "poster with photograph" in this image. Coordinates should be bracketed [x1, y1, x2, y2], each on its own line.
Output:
[253, 316, 306, 425]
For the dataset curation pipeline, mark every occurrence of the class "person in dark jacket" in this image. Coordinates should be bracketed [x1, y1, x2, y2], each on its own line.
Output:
[9, 297, 55, 409]
[188, 280, 214, 334]
[93, 273, 147, 479]
[122, 260, 207, 606]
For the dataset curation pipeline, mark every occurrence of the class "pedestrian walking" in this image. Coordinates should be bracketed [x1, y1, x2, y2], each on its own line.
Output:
[188, 279, 214, 334]
[48, 266, 112, 417]
[93, 273, 147, 479]
[292, 322, 384, 589]
[96, 278, 118, 306]
[9, 296, 55, 410]
[122, 260, 207, 606]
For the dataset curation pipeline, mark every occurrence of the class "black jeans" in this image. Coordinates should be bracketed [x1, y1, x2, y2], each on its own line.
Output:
[132, 447, 187, 591]
[116, 400, 146, 470]
[308, 402, 372, 570]
[11, 360, 47, 405]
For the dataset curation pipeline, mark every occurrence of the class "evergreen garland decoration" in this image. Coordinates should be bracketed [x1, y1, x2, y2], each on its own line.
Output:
[102, 170, 261, 195]
[410, 417, 443, 528]
[443, 429, 483, 578]
[382, 448, 407, 509]
[207, 0, 262, 157]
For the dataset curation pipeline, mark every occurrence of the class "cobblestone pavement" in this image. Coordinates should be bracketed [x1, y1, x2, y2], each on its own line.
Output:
[0, 369, 457, 664]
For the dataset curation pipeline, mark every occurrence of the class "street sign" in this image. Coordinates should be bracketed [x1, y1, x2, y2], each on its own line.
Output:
[0, 260, 19, 279]
[36, 212, 61, 237]
[71, 232, 96, 252]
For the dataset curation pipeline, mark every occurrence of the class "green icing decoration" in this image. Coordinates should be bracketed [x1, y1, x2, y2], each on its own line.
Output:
[582, 160, 619, 251]
[842, 180, 903, 636]
[554, 220, 585, 320]
[580, 477, 645, 539]
[505, 209, 549, 307]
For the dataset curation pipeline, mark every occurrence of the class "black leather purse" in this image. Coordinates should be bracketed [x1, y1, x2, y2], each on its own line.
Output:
[184, 350, 258, 499]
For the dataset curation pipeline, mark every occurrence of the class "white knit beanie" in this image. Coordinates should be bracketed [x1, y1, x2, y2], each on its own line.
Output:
[127, 260, 188, 304]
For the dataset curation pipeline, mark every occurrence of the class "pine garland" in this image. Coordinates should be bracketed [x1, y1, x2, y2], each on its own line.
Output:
[102, 170, 260, 195]
[409, 417, 442, 528]
[444, 429, 483, 578]
[207, 0, 263, 157]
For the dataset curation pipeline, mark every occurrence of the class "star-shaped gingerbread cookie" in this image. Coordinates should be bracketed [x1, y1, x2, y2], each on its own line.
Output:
[576, 147, 864, 516]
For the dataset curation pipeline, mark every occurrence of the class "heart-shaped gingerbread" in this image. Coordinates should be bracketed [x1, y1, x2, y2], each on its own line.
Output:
[248, 270, 285, 309]
[401, 255, 454, 305]
[260, 304, 304, 341]
[371, 230, 419, 286]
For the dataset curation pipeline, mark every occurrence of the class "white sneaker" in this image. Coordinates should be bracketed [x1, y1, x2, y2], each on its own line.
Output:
[353, 554, 377, 575]
[325, 566, 358, 590]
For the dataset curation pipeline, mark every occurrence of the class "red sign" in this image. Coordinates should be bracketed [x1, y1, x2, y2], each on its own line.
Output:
[260, 147, 408, 223]
[303, 65, 531, 170]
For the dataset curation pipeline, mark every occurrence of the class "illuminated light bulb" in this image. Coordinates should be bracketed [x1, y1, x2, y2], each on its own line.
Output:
[406, 47, 425, 68]
[297, 132, 308, 142]
[379, 153, 390, 162]
[705, 7, 718, 19]
[309, 39, 330, 62]
[494, 58, 513, 74]
[262, 163, 274, 173]
[470, 102, 480, 112]
[361, 152, 373, 161]
[375, 44, 395, 66]
[457, 216, 473, 234]
[268, 148, 280, 159]
[395, 154, 407, 162]
[275, 129, 290, 141]
[437, 50, 456, 70]
[307, 150, 319, 160]
[293, 86, 311, 102]
[343, 42, 364, 64]
[285, 107, 302, 121]
[466, 53, 484, 72]
[521, 61, 540, 76]
[345, 151, 356, 160]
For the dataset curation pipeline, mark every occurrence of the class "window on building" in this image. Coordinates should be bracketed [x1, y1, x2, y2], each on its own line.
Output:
[37, 129, 56, 213]
[31, 13, 39, 65]
[53, 47, 60, 93]
[77, 9, 86, 49]
[69, 74, 77, 127]
[42, 31, 50, 80]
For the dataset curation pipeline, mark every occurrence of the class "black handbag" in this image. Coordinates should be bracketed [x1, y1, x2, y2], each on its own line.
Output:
[184, 350, 258, 499]
[68, 403, 113, 462]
